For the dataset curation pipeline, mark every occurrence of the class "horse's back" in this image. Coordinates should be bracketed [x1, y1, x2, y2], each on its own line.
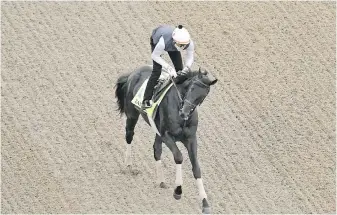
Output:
[125, 64, 153, 98]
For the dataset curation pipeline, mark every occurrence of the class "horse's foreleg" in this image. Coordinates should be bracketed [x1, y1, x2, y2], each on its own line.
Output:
[153, 135, 167, 188]
[162, 132, 183, 200]
[184, 135, 211, 214]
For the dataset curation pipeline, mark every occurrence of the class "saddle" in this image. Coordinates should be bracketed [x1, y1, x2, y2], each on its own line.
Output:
[152, 77, 172, 102]
[137, 76, 174, 136]
[130, 70, 183, 136]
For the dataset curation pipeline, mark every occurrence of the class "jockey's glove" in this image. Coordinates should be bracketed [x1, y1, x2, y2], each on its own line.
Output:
[181, 66, 190, 74]
[166, 66, 177, 78]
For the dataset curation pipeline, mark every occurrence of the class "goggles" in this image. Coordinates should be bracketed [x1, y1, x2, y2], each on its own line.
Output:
[174, 42, 188, 50]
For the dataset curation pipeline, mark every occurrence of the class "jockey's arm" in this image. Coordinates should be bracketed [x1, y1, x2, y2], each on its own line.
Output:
[184, 40, 194, 68]
[151, 36, 170, 69]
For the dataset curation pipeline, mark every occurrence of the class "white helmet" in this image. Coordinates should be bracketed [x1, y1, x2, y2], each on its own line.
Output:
[172, 25, 190, 45]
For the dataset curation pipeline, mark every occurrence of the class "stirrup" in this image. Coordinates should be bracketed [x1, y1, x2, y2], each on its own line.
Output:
[141, 100, 153, 109]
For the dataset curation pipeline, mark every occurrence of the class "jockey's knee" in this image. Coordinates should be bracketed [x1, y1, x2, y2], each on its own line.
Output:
[174, 66, 183, 72]
[153, 63, 162, 73]
[149, 69, 161, 81]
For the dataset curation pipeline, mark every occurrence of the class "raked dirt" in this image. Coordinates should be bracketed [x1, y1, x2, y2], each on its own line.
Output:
[1, 1, 335, 214]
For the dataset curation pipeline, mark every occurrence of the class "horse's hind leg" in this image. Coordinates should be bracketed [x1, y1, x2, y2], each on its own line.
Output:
[153, 135, 167, 188]
[124, 115, 139, 168]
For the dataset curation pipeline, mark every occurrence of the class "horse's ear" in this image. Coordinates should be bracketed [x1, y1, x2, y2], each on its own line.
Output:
[198, 67, 202, 77]
[207, 71, 218, 85]
[210, 79, 218, 85]
[199, 67, 207, 75]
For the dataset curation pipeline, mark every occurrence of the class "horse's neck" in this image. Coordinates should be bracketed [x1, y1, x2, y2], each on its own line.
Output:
[163, 80, 189, 107]
[176, 79, 192, 95]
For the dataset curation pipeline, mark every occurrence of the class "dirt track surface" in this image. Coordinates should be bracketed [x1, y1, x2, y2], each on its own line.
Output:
[1, 1, 336, 214]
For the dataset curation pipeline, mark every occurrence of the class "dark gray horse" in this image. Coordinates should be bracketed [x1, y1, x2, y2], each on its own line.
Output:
[115, 65, 217, 214]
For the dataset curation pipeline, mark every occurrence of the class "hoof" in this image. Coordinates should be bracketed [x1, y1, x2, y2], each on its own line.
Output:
[130, 169, 140, 175]
[173, 186, 182, 200]
[202, 206, 211, 214]
[202, 198, 211, 214]
[129, 165, 141, 175]
[159, 182, 168, 189]
[173, 192, 181, 200]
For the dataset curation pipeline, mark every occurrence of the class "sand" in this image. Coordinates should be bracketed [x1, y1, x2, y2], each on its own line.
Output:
[1, 1, 335, 214]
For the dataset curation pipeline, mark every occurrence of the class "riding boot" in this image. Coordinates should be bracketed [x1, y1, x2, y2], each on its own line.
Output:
[142, 70, 161, 109]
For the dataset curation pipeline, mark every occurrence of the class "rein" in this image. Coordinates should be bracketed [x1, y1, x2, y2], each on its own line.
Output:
[170, 76, 183, 102]
[170, 75, 210, 116]
[170, 75, 210, 102]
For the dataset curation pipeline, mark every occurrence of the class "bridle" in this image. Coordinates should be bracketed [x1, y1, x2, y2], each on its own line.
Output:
[171, 75, 210, 118]
[182, 78, 210, 112]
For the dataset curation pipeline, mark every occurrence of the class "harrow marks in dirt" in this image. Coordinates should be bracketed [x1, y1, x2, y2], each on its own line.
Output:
[1, 1, 335, 214]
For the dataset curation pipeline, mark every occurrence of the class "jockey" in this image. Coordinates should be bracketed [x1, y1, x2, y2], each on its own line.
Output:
[141, 24, 195, 109]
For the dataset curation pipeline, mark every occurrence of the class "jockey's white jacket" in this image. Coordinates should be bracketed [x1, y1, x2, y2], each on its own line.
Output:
[151, 36, 195, 70]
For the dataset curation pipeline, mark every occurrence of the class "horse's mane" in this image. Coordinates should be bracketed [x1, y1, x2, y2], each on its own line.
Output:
[174, 70, 201, 88]
[177, 69, 215, 87]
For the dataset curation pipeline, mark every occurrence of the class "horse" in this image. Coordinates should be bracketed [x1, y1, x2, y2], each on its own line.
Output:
[114, 65, 217, 214]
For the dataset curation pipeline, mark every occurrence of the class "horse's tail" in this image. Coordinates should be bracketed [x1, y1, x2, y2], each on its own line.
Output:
[115, 73, 130, 115]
